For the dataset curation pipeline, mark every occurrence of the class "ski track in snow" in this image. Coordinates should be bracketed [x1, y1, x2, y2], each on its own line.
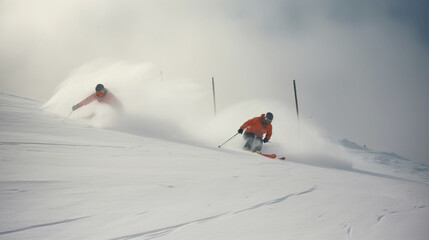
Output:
[0, 216, 91, 236]
[0, 141, 126, 149]
[110, 186, 317, 240]
[341, 223, 352, 238]
[348, 169, 429, 186]
[376, 205, 428, 224]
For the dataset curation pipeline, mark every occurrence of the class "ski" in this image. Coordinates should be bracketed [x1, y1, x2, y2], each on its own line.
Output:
[260, 153, 276, 158]
[259, 153, 286, 160]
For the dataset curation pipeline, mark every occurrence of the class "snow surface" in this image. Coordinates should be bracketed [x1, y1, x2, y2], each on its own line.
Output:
[1, 92, 429, 240]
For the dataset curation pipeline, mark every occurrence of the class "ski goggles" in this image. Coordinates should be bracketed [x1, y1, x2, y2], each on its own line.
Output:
[264, 117, 272, 123]
[96, 90, 104, 96]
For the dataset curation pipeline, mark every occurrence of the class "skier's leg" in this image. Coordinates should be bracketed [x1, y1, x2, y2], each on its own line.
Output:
[243, 132, 255, 151]
[252, 137, 263, 152]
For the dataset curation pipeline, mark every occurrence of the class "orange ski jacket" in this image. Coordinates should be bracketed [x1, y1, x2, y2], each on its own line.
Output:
[240, 114, 272, 140]
[76, 89, 122, 110]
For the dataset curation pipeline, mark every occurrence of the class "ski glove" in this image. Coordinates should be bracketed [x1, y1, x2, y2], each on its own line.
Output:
[263, 138, 269, 143]
[238, 129, 243, 134]
[72, 104, 79, 111]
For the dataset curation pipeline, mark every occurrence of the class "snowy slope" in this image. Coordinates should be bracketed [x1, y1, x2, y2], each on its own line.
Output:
[1, 93, 429, 240]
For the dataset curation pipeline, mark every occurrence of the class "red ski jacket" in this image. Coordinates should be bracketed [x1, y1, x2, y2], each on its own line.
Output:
[240, 114, 272, 140]
[76, 89, 122, 110]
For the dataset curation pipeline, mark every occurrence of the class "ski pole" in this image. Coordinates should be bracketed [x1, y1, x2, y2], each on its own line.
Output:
[61, 110, 74, 123]
[218, 133, 240, 148]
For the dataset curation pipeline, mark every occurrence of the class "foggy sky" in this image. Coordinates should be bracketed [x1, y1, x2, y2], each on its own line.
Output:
[1, 0, 428, 164]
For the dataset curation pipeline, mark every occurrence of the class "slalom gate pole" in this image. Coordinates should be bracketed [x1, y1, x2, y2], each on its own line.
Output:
[218, 133, 239, 148]
[293, 80, 299, 121]
[212, 77, 217, 116]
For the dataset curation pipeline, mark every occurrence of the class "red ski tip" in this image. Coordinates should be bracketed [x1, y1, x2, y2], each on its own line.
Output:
[259, 153, 277, 158]
[259, 153, 286, 160]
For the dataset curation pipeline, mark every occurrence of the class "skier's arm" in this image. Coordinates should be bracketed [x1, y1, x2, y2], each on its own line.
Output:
[73, 94, 96, 110]
[265, 125, 272, 141]
[240, 117, 258, 130]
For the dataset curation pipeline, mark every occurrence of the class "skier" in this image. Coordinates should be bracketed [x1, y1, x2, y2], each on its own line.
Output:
[237, 112, 273, 152]
[72, 84, 123, 112]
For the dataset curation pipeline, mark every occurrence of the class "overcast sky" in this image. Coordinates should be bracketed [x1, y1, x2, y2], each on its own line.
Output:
[1, 0, 428, 164]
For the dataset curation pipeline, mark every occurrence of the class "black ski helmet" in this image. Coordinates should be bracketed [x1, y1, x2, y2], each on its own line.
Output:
[95, 84, 104, 92]
[265, 112, 273, 121]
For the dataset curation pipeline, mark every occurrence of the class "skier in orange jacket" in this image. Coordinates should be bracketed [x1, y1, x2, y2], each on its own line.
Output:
[72, 84, 123, 111]
[237, 112, 273, 152]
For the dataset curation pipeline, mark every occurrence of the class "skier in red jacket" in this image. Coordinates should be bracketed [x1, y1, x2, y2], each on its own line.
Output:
[237, 112, 273, 152]
[72, 84, 123, 111]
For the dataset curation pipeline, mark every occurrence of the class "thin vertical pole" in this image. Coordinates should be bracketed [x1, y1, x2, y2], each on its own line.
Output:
[212, 77, 217, 116]
[293, 80, 299, 121]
